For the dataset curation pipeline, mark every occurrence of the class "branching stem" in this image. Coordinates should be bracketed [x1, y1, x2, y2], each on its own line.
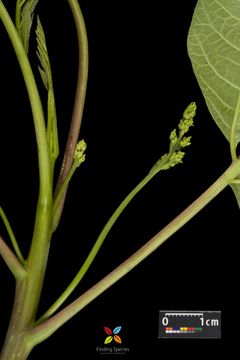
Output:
[37, 171, 156, 322]
[0, 236, 27, 280]
[29, 159, 240, 345]
[0, 207, 25, 265]
[0, 2, 52, 359]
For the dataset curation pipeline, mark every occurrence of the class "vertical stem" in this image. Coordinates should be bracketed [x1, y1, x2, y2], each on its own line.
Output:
[0, 1, 50, 196]
[0, 1, 52, 359]
[52, 0, 88, 231]
[0, 201, 51, 360]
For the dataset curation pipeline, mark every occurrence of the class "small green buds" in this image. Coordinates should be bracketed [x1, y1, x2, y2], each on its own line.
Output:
[74, 140, 87, 167]
[161, 151, 185, 170]
[179, 136, 192, 148]
[183, 101, 197, 120]
[179, 102, 196, 134]
[52, 140, 87, 231]
[149, 102, 196, 175]
[169, 129, 178, 148]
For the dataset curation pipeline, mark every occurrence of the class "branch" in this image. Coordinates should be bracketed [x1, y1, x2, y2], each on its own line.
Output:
[0, 1, 50, 201]
[37, 102, 197, 321]
[0, 236, 27, 280]
[0, 206, 25, 265]
[52, 0, 88, 232]
[28, 159, 240, 346]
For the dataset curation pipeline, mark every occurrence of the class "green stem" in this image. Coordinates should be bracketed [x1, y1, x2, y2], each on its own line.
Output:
[29, 159, 240, 345]
[38, 170, 156, 322]
[52, 161, 78, 221]
[0, 206, 25, 265]
[38, 131, 187, 321]
[53, 0, 88, 230]
[0, 2, 52, 359]
[0, 1, 50, 199]
[15, 0, 22, 34]
[0, 236, 27, 280]
[39, 134, 184, 322]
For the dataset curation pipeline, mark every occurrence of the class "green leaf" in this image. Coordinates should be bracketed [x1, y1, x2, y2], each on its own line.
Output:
[36, 17, 49, 88]
[15, 0, 27, 34]
[187, 0, 240, 207]
[17, 0, 39, 53]
[36, 16, 59, 165]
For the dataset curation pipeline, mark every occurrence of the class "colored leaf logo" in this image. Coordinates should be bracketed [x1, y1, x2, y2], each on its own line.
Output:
[104, 327, 112, 335]
[113, 335, 122, 344]
[104, 336, 113, 344]
[103, 326, 122, 344]
[113, 326, 121, 334]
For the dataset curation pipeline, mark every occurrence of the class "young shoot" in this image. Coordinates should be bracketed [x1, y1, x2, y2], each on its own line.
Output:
[0, 1, 239, 359]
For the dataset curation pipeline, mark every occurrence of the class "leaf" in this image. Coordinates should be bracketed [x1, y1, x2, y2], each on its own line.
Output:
[36, 17, 49, 89]
[36, 16, 59, 163]
[18, 0, 39, 53]
[113, 326, 122, 335]
[104, 336, 113, 344]
[113, 335, 122, 344]
[104, 327, 112, 335]
[15, 0, 28, 34]
[187, 0, 240, 206]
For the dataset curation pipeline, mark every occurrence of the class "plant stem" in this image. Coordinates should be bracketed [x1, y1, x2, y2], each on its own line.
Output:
[52, 161, 78, 219]
[52, 0, 88, 232]
[0, 207, 25, 265]
[38, 170, 161, 322]
[28, 159, 240, 345]
[0, 236, 27, 280]
[0, 2, 52, 359]
[0, 210, 53, 360]
[0, 1, 50, 197]
[38, 128, 189, 321]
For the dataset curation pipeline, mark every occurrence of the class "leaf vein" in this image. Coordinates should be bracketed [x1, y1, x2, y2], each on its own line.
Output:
[215, 0, 240, 22]
[197, 72, 232, 130]
[194, 30, 240, 91]
[202, 0, 240, 53]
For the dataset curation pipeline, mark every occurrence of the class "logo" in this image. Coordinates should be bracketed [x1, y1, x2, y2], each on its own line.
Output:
[104, 326, 122, 344]
[96, 324, 130, 355]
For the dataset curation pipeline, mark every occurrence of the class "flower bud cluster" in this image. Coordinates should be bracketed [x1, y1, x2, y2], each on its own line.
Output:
[74, 140, 87, 167]
[149, 102, 196, 174]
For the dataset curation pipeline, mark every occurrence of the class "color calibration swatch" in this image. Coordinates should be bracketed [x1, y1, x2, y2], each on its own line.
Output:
[165, 327, 203, 334]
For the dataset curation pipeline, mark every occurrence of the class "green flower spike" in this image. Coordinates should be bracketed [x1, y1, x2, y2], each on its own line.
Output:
[179, 101, 196, 134]
[149, 102, 196, 174]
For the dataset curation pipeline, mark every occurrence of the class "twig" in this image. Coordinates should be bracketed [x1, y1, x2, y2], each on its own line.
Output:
[52, 0, 88, 231]
[28, 158, 240, 344]
[0, 236, 27, 280]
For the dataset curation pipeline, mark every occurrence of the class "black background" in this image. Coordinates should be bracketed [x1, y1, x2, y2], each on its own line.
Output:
[0, 0, 238, 358]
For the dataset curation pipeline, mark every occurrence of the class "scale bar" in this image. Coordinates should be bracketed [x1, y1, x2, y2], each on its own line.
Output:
[165, 312, 203, 317]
